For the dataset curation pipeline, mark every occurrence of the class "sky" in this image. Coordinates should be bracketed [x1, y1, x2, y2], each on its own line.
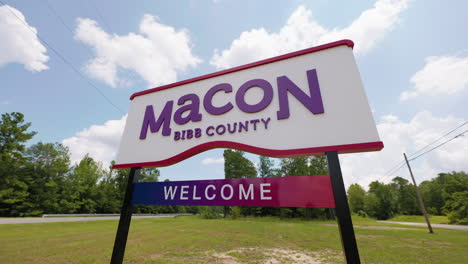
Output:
[1, 0, 468, 188]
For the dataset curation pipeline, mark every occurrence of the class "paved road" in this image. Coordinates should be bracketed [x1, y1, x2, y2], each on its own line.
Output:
[378, 221, 468, 231]
[0, 215, 176, 224]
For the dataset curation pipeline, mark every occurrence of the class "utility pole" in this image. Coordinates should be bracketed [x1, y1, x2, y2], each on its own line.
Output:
[403, 153, 433, 234]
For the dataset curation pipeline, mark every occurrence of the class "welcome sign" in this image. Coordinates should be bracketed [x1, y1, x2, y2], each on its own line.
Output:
[111, 40, 380, 263]
[113, 40, 383, 169]
[132, 175, 335, 208]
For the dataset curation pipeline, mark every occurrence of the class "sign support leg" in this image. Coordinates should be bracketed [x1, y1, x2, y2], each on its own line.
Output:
[111, 167, 141, 264]
[326, 152, 360, 264]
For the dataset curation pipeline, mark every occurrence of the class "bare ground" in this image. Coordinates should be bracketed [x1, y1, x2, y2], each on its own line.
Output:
[208, 247, 341, 264]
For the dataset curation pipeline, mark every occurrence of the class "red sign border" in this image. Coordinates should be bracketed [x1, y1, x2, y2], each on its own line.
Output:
[130, 39, 354, 100]
[113, 141, 383, 169]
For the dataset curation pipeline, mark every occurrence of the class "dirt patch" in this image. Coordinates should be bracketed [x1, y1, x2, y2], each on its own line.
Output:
[149, 253, 164, 259]
[209, 247, 338, 264]
[212, 251, 241, 264]
[265, 248, 323, 264]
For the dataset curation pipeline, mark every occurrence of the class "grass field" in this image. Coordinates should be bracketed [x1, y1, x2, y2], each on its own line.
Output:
[388, 215, 450, 224]
[0, 216, 467, 264]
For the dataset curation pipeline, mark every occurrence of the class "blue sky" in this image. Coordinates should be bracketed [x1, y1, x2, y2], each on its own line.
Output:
[1, 0, 468, 187]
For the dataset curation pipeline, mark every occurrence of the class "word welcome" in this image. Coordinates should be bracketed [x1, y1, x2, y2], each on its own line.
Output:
[163, 183, 272, 201]
[139, 69, 324, 140]
[131, 175, 336, 208]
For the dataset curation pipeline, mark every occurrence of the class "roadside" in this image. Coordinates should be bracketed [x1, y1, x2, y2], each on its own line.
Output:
[377, 220, 468, 231]
[0, 214, 189, 224]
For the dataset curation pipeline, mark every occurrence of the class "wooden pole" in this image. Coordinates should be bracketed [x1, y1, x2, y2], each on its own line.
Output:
[403, 153, 433, 234]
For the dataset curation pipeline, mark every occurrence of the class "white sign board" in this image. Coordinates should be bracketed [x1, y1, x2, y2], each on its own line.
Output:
[114, 40, 383, 168]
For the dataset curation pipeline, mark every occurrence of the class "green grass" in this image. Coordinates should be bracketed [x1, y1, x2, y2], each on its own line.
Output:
[388, 215, 450, 224]
[0, 216, 467, 263]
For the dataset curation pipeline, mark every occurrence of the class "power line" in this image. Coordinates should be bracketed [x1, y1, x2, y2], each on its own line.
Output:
[43, 0, 95, 58]
[85, 0, 114, 33]
[383, 160, 406, 177]
[376, 162, 405, 184]
[409, 128, 468, 161]
[407, 121, 468, 158]
[381, 120, 468, 178]
[382, 127, 467, 183]
[43, 0, 74, 37]
[0, 1, 124, 115]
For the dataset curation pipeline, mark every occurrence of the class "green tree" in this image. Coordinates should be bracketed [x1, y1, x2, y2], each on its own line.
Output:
[443, 191, 468, 224]
[259, 156, 275, 178]
[223, 150, 257, 217]
[347, 184, 366, 214]
[23, 142, 71, 215]
[390, 176, 420, 215]
[365, 181, 398, 220]
[95, 163, 125, 213]
[309, 156, 328, 175]
[0, 112, 37, 158]
[224, 150, 257, 179]
[62, 155, 102, 213]
[140, 167, 160, 182]
[0, 112, 36, 216]
[438, 172, 468, 194]
[110, 163, 131, 202]
[420, 171, 468, 215]
[436, 171, 468, 223]
[280, 157, 309, 176]
[420, 180, 445, 215]
[364, 193, 380, 218]
[280, 156, 327, 176]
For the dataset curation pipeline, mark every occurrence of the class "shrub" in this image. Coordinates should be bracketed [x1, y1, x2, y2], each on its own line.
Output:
[199, 206, 221, 219]
[443, 191, 468, 225]
[356, 210, 368, 218]
[230, 206, 242, 219]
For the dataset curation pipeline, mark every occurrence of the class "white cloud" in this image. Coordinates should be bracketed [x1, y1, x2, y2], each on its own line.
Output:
[0, 5, 49, 71]
[62, 115, 127, 168]
[75, 15, 201, 87]
[400, 55, 468, 100]
[201, 157, 224, 165]
[340, 111, 468, 188]
[210, 0, 408, 69]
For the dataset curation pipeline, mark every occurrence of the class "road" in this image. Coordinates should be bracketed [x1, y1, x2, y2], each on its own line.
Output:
[378, 221, 468, 231]
[0, 215, 177, 224]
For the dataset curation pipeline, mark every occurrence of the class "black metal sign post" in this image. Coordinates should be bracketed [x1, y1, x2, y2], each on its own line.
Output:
[111, 167, 141, 264]
[326, 151, 361, 264]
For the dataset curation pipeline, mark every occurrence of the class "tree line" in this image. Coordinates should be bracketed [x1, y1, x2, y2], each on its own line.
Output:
[1, 112, 466, 224]
[0, 112, 174, 216]
[347, 172, 468, 224]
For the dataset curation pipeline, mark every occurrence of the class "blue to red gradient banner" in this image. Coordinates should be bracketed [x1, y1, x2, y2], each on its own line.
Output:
[132, 175, 335, 208]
